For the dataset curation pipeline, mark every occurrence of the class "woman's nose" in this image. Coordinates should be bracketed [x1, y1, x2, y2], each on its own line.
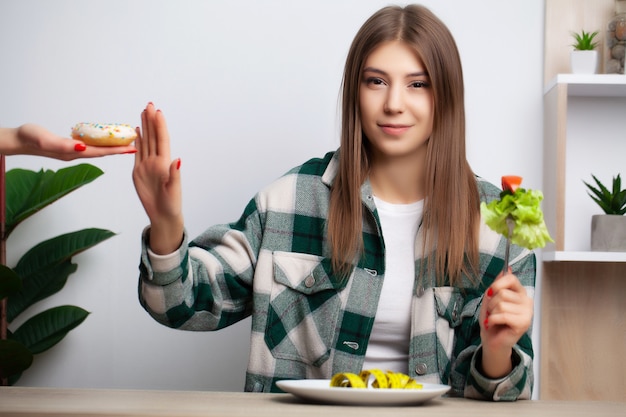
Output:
[384, 86, 405, 113]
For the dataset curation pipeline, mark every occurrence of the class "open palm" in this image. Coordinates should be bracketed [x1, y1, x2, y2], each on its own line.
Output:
[132, 103, 184, 254]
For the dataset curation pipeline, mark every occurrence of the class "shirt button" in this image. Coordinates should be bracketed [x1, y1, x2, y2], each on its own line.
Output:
[365, 268, 378, 276]
[304, 274, 315, 288]
[415, 363, 428, 375]
[416, 285, 425, 297]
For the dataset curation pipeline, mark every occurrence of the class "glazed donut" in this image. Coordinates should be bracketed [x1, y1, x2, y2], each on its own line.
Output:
[71, 123, 137, 146]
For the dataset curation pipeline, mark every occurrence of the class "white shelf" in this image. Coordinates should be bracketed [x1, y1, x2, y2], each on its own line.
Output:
[543, 251, 626, 262]
[545, 73, 626, 97]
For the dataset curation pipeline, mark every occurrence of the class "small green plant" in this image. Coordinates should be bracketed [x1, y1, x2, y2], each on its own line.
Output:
[583, 174, 626, 215]
[571, 29, 599, 51]
[0, 164, 115, 384]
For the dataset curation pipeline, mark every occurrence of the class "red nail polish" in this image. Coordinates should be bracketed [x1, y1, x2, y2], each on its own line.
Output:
[484, 318, 489, 330]
[487, 287, 494, 297]
[74, 143, 87, 152]
[123, 149, 138, 154]
[176, 159, 181, 170]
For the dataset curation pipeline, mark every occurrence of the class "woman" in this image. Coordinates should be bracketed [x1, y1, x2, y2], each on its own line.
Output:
[132, 4, 535, 400]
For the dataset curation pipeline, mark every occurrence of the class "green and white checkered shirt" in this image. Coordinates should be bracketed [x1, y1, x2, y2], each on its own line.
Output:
[139, 150, 535, 401]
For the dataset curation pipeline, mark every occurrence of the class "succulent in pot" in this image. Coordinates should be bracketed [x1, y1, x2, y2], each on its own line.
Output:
[583, 174, 626, 251]
[570, 29, 600, 74]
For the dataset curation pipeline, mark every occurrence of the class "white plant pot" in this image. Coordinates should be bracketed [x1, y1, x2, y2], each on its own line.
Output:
[591, 214, 626, 251]
[570, 50, 598, 74]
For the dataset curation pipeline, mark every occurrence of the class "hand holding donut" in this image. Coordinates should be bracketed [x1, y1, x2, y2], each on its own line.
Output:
[478, 268, 533, 378]
[0, 124, 136, 160]
[132, 102, 184, 255]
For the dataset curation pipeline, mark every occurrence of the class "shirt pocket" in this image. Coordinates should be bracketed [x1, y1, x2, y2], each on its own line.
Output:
[434, 287, 466, 328]
[264, 251, 343, 367]
[432, 287, 480, 359]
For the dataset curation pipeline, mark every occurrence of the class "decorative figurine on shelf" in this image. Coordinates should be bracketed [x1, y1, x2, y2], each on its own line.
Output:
[606, 0, 626, 74]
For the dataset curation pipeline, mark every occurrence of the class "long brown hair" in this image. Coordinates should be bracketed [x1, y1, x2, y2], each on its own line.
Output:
[328, 4, 480, 286]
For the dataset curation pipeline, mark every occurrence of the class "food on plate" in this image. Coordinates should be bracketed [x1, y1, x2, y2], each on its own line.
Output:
[71, 123, 137, 146]
[330, 369, 423, 389]
[480, 175, 553, 249]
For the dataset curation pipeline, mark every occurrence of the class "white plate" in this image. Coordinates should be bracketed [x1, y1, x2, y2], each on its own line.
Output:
[276, 379, 450, 406]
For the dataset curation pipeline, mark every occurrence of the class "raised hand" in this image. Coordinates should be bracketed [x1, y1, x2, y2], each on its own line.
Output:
[132, 103, 184, 254]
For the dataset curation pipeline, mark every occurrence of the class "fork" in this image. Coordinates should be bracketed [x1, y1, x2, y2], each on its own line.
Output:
[502, 217, 514, 274]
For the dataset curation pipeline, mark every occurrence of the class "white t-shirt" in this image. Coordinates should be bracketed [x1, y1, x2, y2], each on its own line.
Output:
[362, 196, 424, 373]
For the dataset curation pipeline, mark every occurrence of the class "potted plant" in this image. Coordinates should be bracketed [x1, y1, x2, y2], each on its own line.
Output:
[0, 163, 115, 384]
[570, 29, 600, 74]
[583, 174, 626, 251]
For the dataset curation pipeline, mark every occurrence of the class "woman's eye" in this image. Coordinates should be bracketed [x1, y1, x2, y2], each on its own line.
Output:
[365, 77, 385, 87]
[409, 81, 429, 89]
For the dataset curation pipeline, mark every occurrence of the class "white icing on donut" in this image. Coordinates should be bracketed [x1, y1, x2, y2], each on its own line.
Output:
[71, 122, 137, 146]
[72, 123, 136, 140]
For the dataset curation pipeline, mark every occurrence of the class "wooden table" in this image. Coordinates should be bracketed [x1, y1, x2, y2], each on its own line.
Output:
[0, 387, 624, 417]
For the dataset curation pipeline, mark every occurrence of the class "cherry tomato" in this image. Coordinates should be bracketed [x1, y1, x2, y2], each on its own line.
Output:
[502, 175, 523, 193]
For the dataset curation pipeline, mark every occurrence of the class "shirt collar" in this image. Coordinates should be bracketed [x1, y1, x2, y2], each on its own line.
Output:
[320, 149, 376, 212]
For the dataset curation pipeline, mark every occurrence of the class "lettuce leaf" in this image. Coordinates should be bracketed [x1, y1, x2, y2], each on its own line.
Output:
[480, 188, 554, 249]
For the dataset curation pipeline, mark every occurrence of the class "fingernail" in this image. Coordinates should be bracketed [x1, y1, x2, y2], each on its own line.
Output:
[487, 287, 494, 297]
[484, 318, 489, 330]
[123, 149, 138, 154]
[176, 158, 181, 170]
[74, 143, 87, 152]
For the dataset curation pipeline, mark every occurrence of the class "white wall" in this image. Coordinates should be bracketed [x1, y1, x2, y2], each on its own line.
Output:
[0, 0, 545, 392]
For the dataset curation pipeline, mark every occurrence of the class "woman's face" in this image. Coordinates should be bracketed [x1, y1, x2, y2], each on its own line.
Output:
[359, 40, 434, 162]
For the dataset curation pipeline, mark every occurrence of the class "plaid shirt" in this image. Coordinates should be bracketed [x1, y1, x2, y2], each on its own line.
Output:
[139, 150, 535, 401]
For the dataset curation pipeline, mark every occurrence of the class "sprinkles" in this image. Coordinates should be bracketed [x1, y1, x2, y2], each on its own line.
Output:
[71, 122, 136, 147]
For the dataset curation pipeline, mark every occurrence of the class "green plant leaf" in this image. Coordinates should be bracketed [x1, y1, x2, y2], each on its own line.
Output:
[7, 228, 115, 322]
[571, 29, 599, 50]
[14, 228, 115, 278]
[616, 190, 626, 215]
[11, 305, 90, 354]
[613, 174, 622, 196]
[0, 264, 22, 299]
[0, 339, 33, 379]
[4, 164, 103, 237]
[583, 174, 626, 215]
[7, 260, 77, 323]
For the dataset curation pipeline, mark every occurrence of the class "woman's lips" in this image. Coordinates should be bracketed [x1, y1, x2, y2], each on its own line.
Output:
[379, 124, 411, 136]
